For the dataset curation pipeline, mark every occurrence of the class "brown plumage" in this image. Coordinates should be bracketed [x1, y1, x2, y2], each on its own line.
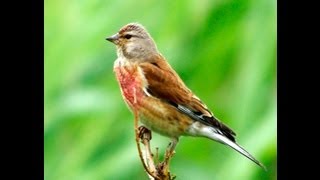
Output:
[140, 54, 236, 141]
[106, 22, 266, 170]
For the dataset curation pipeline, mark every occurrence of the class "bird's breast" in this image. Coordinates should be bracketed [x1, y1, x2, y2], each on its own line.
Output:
[113, 58, 194, 138]
[113, 61, 147, 109]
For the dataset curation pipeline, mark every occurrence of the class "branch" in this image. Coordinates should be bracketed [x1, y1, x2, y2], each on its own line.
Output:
[133, 110, 159, 180]
[133, 109, 176, 180]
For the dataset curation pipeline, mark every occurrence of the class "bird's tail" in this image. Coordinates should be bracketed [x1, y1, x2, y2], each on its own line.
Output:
[207, 131, 267, 171]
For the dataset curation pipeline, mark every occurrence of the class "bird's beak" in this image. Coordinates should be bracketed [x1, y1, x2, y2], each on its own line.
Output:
[106, 33, 119, 43]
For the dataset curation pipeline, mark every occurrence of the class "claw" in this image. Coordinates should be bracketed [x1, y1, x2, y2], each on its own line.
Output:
[138, 126, 152, 141]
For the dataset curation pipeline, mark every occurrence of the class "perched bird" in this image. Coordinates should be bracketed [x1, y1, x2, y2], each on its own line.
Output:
[106, 23, 265, 169]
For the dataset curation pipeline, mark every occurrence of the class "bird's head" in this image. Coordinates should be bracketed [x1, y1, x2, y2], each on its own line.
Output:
[106, 23, 158, 60]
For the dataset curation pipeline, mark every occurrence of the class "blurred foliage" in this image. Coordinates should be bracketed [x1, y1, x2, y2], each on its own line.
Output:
[45, 0, 276, 179]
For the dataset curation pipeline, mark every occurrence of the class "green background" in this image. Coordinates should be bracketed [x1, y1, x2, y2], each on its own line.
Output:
[45, 0, 276, 179]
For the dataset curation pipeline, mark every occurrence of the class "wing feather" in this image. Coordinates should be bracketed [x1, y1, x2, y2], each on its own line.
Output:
[139, 55, 236, 141]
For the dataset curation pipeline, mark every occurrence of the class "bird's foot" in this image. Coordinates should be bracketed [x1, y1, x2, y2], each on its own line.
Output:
[138, 126, 152, 143]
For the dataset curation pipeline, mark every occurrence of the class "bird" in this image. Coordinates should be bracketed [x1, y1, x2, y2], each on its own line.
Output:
[105, 22, 265, 170]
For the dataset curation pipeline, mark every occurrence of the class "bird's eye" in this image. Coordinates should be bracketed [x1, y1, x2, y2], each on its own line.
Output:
[124, 34, 132, 39]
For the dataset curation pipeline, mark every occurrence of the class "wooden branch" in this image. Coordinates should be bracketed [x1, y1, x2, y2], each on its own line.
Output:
[133, 110, 159, 180]
[133, 111, 176, 179]
[139, 127, 157, 173]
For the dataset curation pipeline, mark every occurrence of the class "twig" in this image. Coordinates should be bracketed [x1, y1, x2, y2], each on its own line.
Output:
[136, 124, 176, 180]
[139, 127, 157, 173]
[133, 110, 160, 180]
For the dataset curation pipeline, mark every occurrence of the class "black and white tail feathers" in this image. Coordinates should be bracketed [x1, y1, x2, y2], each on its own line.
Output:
[164, 92, 266, 170]
[187, 122, 266, 170]
[210, 130, 267, 170]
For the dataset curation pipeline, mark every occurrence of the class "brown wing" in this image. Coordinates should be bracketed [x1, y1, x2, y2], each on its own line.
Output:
[139, 55, 236, 142]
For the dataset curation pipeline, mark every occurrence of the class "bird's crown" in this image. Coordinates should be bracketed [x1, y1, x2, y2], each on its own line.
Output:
[119, 23, 147, 35]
